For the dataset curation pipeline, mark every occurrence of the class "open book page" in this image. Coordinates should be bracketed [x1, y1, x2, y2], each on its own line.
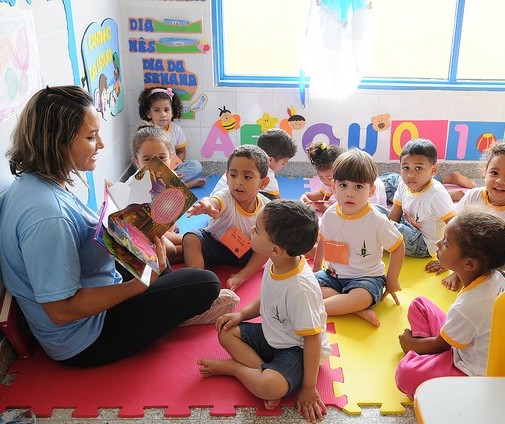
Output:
[95, 156, 197, 284]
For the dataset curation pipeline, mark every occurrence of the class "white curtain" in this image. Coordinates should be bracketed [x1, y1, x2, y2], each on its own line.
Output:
[302, 0, 373, 100]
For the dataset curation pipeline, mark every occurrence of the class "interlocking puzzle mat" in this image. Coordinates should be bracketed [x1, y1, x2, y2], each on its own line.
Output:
[0, 266, 344, 418]
[0, 176, 455, 417]
[328, 256, 457, 415]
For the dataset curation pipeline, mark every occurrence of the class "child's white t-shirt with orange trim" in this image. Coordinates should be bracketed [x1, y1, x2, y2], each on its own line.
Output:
[205, 188, 270, 240]
[441, 271, 505, 376]
[393, 179, 456, 256]
[456, 187, 505, 218]
[319, 202, 403, 278]
[260, 257, 332, 362]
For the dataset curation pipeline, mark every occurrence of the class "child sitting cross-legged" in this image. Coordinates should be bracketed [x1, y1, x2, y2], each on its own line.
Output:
[313, 148, 405, 327]
[198, 200, 331, 423]
[385, 138, 456, 259]
[183, 145, 271, 291]
[426, 141, 505, 289]
[395, 207, 505, 399]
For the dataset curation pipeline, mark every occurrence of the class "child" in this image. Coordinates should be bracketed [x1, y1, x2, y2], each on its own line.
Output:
[387, 138, 456, 258]
[300, 140, 388, 212]
[129, 124, 184, 263]
[381, 170, 475, 204]
[395, 207, 505, 399]
[198, 200, 331, 421]
[138, 86, 206, 188]
[211, 128, 297, 199]
[183, 145, 271, 291]
[313, 148, 405, 327]
[427, 142, 505, 290]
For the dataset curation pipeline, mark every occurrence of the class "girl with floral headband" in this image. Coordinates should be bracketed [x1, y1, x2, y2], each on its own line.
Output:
[138, 86, 206, 188]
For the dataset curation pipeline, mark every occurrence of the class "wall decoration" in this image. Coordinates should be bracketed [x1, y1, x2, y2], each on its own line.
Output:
[0, 10, 41, 121]
[348, 123, 378, 156]
[128, 17, 203, 34]
[389, 120, 448, 160]
[256, 113, 279, 132]
[81, 18, 124, 119]
[239, 124, 262, 146]
[476, 133, 497, 153]
[128, 36, 210, 54]
[127, 16, 209, 55]
[142, 57, 204, 119]
[216, 106, 241, 133]
[371, 114, 391, 131]
[201, 123, 236, 158]
[183, 92, 208, 118]
[446, 121, 505, 161]
[143, 58, 197, 99]
[301, 123, 340, 151]
[280, 106, 306, 135]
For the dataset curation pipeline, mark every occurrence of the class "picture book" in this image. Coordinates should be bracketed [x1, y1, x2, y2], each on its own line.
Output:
[94, 156, 197, 284]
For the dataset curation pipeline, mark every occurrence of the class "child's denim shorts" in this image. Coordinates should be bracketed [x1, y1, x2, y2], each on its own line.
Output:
[315, 270, 386, 306]
[239, 322, 303, 398]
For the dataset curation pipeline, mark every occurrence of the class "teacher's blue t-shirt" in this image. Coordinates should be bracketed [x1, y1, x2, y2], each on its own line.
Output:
[0, 173, 122, 360]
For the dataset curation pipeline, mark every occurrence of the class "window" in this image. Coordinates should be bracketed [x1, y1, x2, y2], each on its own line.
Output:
[212, 0, 505, 90]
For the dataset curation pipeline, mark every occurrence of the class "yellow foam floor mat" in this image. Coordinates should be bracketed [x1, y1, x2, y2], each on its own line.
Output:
[327, 256, 457, 415]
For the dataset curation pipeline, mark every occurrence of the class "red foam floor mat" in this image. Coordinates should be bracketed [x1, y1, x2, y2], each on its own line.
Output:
[0, 266, 345, 418]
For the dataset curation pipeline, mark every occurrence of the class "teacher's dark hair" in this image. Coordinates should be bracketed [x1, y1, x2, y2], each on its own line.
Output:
[7, 85, 94, 184]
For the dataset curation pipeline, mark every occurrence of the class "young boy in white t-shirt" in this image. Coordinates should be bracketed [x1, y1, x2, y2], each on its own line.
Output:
[183, 145, 271, 291]
[198, 200, 331, 421]
[388, 138, 456, 258]
[211, 128, 297, 199]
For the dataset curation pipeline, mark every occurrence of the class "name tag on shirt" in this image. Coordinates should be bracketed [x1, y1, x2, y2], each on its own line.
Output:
[324, 240, 349, 264]
[220, 226, 252, 258]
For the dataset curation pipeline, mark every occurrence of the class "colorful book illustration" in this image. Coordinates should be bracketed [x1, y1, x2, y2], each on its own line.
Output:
[94, 156, 197, 284]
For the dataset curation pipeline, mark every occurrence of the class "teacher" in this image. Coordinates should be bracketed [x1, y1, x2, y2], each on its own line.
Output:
[0, 85, 223, 366]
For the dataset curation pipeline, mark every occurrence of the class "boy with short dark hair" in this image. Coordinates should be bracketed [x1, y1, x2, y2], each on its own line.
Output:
[388, 138, 456, 258]
[198, 200, 331, 422]
[183, 144, 271, 291]
[211, 128, 297, 199]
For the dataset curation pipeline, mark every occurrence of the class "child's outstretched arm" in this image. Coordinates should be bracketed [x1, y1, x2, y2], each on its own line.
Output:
[398, 329, 451, 355]
[187, 197, 220, 219]
[382, 241, 405, 304]
[297, 334, 327, 423]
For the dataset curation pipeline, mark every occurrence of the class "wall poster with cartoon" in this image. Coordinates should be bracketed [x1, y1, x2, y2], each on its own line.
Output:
[81, 18, 124, 119]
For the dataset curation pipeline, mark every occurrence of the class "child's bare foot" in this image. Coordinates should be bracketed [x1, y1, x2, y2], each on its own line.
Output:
[449, 189, 465, 202]
[451, 171, 476, 188]
[227, 273, 246, 291]
[186, 177, 207, 188]
[198, 359, 234, 377]
[264, 399, 281, 410]
[441, 274, 462, 291]
[353, 309, 380, 327]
